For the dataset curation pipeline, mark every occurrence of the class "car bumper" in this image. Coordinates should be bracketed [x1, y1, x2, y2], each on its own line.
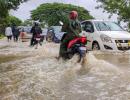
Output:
[101, 39, 130, 52]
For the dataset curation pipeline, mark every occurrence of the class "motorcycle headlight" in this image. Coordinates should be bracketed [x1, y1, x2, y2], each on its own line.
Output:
[100, 34, 112, 43]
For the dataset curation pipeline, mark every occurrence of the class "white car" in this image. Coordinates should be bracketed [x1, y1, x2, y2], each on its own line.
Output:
[80, 20, 130, 52]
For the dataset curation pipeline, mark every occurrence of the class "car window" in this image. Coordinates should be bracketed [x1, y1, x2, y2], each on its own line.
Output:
[94, 22, 110, 31]
[81, 22, 86, 31]
[84, 21, 94, 33]
[94, 21, 124, 31]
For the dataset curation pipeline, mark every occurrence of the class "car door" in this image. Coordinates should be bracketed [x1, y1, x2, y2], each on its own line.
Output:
[81, 21, 94, 50]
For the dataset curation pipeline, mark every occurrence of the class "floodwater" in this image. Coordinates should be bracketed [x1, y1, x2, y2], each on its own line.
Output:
[0, 39, 130, 100]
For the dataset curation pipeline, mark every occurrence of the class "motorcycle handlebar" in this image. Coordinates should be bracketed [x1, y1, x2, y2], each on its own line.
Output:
[87, 40, 91, 42]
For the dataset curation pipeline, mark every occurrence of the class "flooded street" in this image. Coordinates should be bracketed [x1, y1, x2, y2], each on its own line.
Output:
[0, 39, 130, 100]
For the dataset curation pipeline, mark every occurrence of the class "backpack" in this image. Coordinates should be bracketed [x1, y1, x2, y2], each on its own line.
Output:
[34, 26, 42, 34]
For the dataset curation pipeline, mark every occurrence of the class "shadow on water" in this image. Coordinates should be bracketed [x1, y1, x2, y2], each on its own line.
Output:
[0, 54, 30, 74]
[0, 55, 28, 64]
[0, 45, 9, 49]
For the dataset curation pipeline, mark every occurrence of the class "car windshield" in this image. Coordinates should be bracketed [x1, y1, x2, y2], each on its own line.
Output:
[94, 21, 124, 31]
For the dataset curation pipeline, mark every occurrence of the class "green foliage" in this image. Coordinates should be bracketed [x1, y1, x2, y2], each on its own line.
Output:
[0, 34, 5, 39]
[0, 0, 8, 18]
[0, 0, 28, 33]
[0, 16, 22, 27]
[31, 3, 93, 26]
[0, 16, 9, 34]
[0, 16, 22, 34]
[0, 0, 28, 18]
[96, 0, 130, 28]
[8, 16, 22, 26]
[22, 19, 33, 26]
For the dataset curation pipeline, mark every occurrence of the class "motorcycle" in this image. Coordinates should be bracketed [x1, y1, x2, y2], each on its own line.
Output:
[61, 36, 88, 63]
[58, 21, 88, 62]
[33, 33, 43, 48]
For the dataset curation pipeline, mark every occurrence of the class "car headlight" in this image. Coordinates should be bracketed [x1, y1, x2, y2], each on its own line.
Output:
[100, 34, 112, 43]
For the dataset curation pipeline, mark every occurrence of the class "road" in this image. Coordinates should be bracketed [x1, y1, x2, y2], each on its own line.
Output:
[0, 39, 130, 100]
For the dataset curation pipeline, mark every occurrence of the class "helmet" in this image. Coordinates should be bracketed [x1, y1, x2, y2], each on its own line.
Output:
[69, 11, 78, 20]
[33, 21, 40, 26]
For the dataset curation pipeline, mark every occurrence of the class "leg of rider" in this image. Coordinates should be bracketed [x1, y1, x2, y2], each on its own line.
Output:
[59, 36, 74, 58]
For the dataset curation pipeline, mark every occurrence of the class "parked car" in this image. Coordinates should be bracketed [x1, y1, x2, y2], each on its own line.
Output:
[80, 20, 130, 51]
[46, 28, 55, 42]
[46, 26, 65, 43]
[23, 26, 32, 33]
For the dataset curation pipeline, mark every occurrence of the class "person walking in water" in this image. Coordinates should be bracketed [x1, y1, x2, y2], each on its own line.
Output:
[5, 25, 13, 42]
[12, 25, 20, 42]
[19, 28, 26, 42]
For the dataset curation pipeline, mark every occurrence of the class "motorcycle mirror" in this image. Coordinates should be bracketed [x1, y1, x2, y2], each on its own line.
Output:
[59, 21, 63, 25]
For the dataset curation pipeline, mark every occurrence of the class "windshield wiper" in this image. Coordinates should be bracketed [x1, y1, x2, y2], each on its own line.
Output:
[103, 22, 111, 31]
[97, 23, 102, 31]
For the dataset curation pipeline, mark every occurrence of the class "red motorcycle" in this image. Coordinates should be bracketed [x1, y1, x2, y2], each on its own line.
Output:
[33, 33, 42, 48]
[63, 36, 88, 62]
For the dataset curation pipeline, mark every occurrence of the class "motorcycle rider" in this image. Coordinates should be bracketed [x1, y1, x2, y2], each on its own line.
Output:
[58, 11, 82, 59]
[30, 22, 42, 48]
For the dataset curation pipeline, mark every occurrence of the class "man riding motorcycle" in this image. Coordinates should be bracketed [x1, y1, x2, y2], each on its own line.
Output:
[58, 11, 82, 59]
[30, 22, 42, 47]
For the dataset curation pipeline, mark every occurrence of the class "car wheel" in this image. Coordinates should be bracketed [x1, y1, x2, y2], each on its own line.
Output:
[47, 36, 53, 42]
[92, 42, 100, 50]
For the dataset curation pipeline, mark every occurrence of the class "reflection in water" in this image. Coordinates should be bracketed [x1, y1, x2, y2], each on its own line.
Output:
[0, 55, 28, 64]
[0, 40, 130, 100]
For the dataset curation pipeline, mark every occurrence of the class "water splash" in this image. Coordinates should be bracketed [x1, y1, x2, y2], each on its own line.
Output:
[1, 41, 130, 100]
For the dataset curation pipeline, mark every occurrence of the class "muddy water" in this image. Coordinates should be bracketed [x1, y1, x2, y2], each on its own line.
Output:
[0, 40, 130, 100]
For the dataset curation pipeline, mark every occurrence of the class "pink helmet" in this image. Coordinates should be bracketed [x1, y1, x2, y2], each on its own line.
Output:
[69, 11, 78, 20]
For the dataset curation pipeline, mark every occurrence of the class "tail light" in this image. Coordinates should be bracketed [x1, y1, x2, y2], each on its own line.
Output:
[80, 37, 87, 44]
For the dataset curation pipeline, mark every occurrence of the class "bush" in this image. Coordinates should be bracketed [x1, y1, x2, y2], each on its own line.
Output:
[0, 34, 5, 39]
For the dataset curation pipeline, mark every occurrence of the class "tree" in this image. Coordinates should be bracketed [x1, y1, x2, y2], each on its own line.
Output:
[0, 16, 22, 34]
[0, 0, 27, 33]
[1, 16, 22, 27]
[31, 3, 93, 26]
[8, 16, 22, 26]
[0, 0, 28, 18]
[96, 0, 130, 28]
[22, 19, 33, 26]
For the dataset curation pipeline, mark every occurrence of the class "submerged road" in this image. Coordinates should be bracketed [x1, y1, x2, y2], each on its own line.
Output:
[0, 39, 130, 100]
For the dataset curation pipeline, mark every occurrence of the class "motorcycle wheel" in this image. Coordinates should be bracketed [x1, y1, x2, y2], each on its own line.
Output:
[77, 50, 86, 63]
[68, 53, 73, 59]
[77, 55, 82, 63]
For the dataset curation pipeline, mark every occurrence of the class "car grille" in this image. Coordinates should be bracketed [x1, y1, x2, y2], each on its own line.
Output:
[117, 47, 130, 50]
[115, 40, 130, 51]
[115, 40, 128, 43]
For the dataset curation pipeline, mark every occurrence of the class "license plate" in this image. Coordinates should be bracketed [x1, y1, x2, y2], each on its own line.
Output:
[79, 47, 86, 51]
[121, 43, 128, 47]
[128, 41, 130, 46]
[36, 38, 40, 41]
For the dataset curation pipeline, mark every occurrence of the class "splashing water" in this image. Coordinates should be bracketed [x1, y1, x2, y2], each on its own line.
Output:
[0, 40, 130, 100]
